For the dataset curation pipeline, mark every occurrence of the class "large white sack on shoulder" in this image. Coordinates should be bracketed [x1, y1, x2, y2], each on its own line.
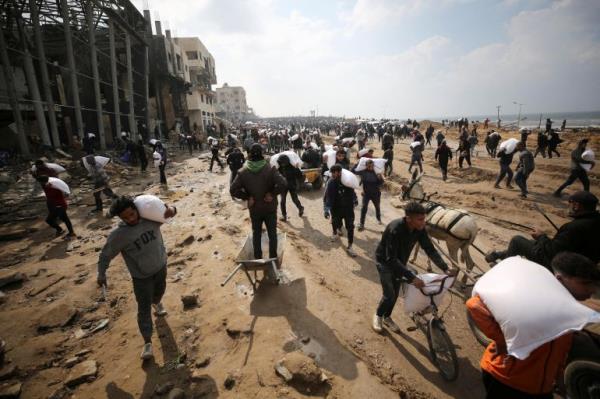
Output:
[270, 151, 302, 168]
[324, 149, 338, 169]
[355, 157, 387, 174]
[134, 195, 171, 223]
[499, 138, 519, 154]
[358, 148, 369, 157]
[472, 256, 600, 360]
[32, 163, 66, 174]
[47, 177, 70, 194]
[404, 273, 454, 313]
[324, 144, 334, 151]
[290, 134, 299, 141]
[82, 155, 110, 173]
[342, 137, 354, 143]
[309, 142, 318, 150]
[340, 169, 360, 189]
[410, 141, 421, 149]
[581, 149, 595, 171]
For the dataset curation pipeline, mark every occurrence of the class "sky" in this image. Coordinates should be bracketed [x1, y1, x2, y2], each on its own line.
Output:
[132, 0, 600, 119]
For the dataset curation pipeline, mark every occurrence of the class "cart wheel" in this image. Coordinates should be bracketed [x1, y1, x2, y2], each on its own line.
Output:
[466, 308, 492, 347]
[312, 176, 323, 190]
[565, 360, 600, 399]
[427, 319, 459, 381]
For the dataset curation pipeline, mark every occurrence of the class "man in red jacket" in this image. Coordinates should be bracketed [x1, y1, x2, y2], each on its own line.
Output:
[467, 252, 600, 398]
[37, 176, 75, 239]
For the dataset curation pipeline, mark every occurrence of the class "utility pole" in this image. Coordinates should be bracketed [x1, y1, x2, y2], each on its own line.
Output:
[496, 105, 501, 128]
[513, 101, 524, 128]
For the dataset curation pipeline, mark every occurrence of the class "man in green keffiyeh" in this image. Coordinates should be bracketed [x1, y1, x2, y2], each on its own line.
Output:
[230, 144, 287, 259]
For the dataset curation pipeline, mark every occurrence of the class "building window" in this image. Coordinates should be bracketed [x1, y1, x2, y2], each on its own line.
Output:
[201, 94, 204, 103]
[176, 54, 181, 71]
[186, 51, 198, 60]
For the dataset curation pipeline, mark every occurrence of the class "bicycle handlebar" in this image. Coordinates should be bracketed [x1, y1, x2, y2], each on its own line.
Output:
[418, 275, 453, 297]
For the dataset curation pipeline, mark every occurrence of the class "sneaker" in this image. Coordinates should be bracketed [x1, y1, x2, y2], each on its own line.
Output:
[346, 247, 357, 257]
[298, 206, 304, 217]
[372, 315, 383, 333]
[484, 251, 500, 263]
[153, 303, 167, 316]
[64, 232, 76, 240]
[357, 225, 365, 231]
[383, 317, 401, 333]
[140, 343, 154, 360]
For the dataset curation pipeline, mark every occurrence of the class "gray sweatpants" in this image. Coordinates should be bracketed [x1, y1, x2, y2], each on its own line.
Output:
[132, 266, 167, 340]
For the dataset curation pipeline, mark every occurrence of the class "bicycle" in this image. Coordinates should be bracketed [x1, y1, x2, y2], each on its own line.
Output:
[406, 275, 459, 381]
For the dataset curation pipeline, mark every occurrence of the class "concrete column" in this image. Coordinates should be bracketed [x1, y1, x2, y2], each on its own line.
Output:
[144, 45, 150, 140]
[86, 4, 105, 149]
[108, 20, 121, 140]
[125, 33, 137, 138]
[60, 0, 84, 139]
[0, 26, 29, 156]
[30, 0, 60, 148]
[22, 48, 52, 147]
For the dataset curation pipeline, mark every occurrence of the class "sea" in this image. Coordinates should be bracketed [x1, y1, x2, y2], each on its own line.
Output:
[428, 110, 600, 129]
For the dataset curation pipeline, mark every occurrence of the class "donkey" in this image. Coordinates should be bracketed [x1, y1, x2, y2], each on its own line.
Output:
[401, 171, 479, 286]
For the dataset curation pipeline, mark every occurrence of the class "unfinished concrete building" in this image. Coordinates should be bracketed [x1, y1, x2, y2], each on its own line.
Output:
[0, 0, 151, 157]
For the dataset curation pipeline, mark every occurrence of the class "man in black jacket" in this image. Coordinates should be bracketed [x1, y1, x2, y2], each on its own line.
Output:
[226, 148, 245, 184]
[277, 155, 304, 221]
[514, 142, 535, 198]
[301, 146, 321, 169]
[485, 191, 600, 268]
[493, 147, 514, 189]
[230, 144, 287, 259]
[373, 201, 452, 334]
[324, 164, 358, 257]
[554, 139, 595, 196]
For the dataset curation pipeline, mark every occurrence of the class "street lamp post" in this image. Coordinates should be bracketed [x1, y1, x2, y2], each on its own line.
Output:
[513, 101, 524, 128]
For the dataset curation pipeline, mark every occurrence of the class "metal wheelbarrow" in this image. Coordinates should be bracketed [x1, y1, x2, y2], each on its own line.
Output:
[220, 232, 286, 293]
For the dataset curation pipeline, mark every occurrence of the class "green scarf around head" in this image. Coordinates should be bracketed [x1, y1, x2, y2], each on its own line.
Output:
[246, 159, 267, 173]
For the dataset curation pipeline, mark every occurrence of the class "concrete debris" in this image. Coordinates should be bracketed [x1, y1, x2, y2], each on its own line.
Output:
[178, 235, 195, 247]
[0, 271, 25, 289]
[64, 360, 97, 387]
[0, 365, 17, 381]
[0, 381, 21, 398]
[275, 352, 326, 386]
[89, 319, 109, 334]
[194, 356, 210, 368]
[37, 304, 78, 331]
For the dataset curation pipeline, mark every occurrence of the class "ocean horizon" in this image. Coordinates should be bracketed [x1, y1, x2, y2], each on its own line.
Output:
[424, 110, 600, 128]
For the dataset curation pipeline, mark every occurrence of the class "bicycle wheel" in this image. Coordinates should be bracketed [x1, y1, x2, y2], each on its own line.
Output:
[565, 360, 600, 399]
[466, 308, 492, 348]
[427, 319, 459, 381]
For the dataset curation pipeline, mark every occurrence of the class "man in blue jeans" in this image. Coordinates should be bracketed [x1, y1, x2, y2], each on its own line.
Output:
[373, 201, 454, 334]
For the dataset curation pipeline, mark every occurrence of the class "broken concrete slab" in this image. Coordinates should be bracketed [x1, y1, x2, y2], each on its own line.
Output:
[0, 365, 17, 381]
[37, 304, 78, 331]
[28, 275, 65, 297]
[0, 271, 26, 289]
[64, 360, 97, 387]
[276, 352, 325, 386]
[0, 381, 21, 398]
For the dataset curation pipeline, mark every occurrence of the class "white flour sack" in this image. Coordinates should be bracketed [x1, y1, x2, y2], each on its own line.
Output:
[404, 273, 454, 313]
[82, 155, 110, 174]
[270, 151, 302, 168]
[47, 177, 70, 194]
[498, 138, 519, 154]
[355, 157, 387, 174]
[134, 195, 171, 223]
[340, 169, 360, 189]
[32, 163, 66, 174]
[581, 149, 595, 171]
[323, 149, 338, 169]
[472, 256, 600, 359]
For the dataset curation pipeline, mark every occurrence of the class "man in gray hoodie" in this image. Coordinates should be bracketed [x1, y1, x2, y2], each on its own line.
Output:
[96, 196, 177, 361]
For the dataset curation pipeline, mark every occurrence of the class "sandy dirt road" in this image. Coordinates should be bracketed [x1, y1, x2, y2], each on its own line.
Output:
[0, 123, 597, 398]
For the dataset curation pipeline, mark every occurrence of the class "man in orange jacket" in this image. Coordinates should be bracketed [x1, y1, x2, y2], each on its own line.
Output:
[467, 252, 600, 399]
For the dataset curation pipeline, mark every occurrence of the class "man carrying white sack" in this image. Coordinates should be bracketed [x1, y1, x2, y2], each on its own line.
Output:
[97, 195, 177, 361]
[467, 252, 600, 399]
[372, 201, 455, 334]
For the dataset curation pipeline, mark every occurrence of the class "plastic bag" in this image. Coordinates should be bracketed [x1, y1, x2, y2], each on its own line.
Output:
[472, 256, 600, 360]
[32, 163, 66, 174]
[270, 151, 302, 168]
[404, 273, 454, 313]
[499, 138, 519, 154]
[47, 177, 70, 194]
[341, 169, 360, 189]
[581, 149, 595, 171]
[134, 195, 171, 223]
[355, 157, 387, 174]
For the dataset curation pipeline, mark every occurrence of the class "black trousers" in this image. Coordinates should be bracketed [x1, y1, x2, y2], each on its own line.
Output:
[376, 263, 402, 317]
[439, 160, 449, 180]
[140, 157, 148, 172]
[159, 164, 167, 184]
[409, 159, 423, 173]
[132, 266, 167, 341]
[459, 153, 471, 168]
[209, 150, 223, 170]
[547, 146, 560, 158]
[556, 168, 590, 193]
[514, 171, 530, 195]
[495, 164, 513, 186]
[360, 192, 381, 226]
[93, 181, 116, 211]
[250, 212, 278, 259]
[384, 162, 393, 176]
[331, 208, 354, 246]
[498, 235, 538, 262]
[230, 167, 240, 184]
[482, 371, 552, 399]
[533, 146, 546, 158]
[46, 204, 74, 234]
[280, 189, 302, 217]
